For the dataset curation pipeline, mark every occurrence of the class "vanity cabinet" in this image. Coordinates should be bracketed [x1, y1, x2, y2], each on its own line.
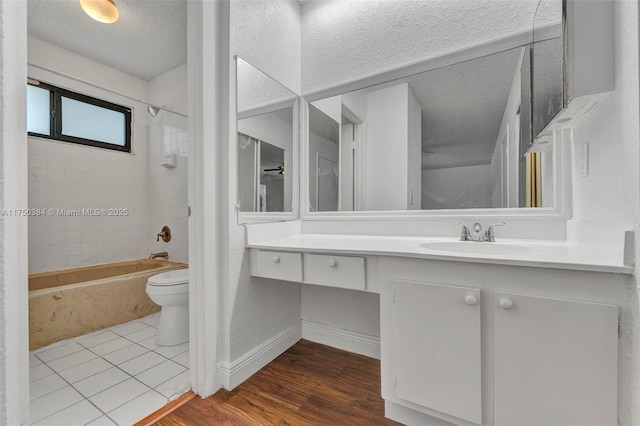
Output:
[493, 292, 619, 426]
[304, 253, 365, 290]
[250, 250, 302, 282]
[392, 280, 482, 424]
[250, 249, 366, 291]
[381, 259, 622, 426]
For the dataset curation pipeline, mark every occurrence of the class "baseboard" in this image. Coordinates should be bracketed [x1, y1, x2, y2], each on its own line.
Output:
[301, 319, 380, 359]
[217, 321, 302, 389]
[385, 401, 457, 426]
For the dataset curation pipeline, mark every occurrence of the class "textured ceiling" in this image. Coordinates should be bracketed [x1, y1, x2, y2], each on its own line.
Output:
[27, 0, 187, 81]
[409, 48, 523, 169]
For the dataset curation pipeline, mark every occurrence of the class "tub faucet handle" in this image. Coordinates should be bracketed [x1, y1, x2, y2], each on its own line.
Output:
[156, 225, 171, 242]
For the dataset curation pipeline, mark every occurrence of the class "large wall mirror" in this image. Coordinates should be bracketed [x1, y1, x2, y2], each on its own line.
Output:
[236, 57, 298, 217]
[305, 0, 564, 213]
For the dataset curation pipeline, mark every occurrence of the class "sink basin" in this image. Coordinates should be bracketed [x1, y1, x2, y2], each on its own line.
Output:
[419, 241, 533, 256]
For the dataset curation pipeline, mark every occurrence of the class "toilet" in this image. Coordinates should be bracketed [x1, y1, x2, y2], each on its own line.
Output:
[145, 268, 189, 346]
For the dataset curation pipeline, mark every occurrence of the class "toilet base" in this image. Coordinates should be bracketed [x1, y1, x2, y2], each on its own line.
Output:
[157, 305, 189, 346]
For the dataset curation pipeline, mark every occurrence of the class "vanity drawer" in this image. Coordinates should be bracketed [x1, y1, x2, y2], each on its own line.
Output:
[251, 250, 302, 282]
[303, 254, 366, 290]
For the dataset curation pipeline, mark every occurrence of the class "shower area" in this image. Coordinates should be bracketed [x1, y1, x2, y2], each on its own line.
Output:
[237, 133, 286, 212]
[26, 59, 189, 349]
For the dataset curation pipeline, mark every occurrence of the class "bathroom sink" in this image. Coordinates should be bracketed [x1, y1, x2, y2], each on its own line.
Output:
[419, 241, 533, 256]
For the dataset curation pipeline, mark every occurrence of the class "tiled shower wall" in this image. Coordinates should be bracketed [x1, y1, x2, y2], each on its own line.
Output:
[147, 119, 189, 264]
[27, 39, 188, 273]
[28, 132, 150, 273]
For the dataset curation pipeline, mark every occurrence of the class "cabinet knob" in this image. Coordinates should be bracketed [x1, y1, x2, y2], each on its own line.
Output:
[272, 256, 280, 263]
[464, 295, 478, 306]
[499, 298, 514, 310]
[328, 259, 337, 268]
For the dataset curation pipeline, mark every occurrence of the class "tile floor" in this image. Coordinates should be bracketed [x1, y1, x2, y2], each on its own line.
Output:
[29, 313, 190, 426]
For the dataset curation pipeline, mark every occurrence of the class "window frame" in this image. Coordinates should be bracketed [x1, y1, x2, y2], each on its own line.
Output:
[27, 80, 132, 153]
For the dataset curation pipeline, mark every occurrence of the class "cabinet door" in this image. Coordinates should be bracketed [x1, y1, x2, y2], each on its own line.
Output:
[393, 280, 482, 424]
[494, 292, 618, 426]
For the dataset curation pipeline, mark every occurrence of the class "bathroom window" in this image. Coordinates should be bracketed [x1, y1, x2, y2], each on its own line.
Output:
[27, 80, 132, 152]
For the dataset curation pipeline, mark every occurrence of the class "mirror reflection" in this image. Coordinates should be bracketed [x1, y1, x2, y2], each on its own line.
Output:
[236, 57, 297, 213]
[308, 45, 560, 212]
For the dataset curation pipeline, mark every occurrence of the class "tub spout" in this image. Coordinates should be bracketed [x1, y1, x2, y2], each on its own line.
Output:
[149, 251, 169, 260]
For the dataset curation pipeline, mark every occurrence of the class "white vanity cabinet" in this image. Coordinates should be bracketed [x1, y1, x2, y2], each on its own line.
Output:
[493, 292, 619, 426]
[381, 258, 623, 426]
[250, 249, 367, 291]
[392, 280, 482, 425]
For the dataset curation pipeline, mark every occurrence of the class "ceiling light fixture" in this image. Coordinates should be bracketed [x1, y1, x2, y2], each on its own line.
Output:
[80, 0, 119, 24]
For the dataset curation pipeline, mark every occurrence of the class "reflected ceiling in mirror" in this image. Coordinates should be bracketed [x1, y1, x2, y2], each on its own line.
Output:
[307, 45, 559, 212]
[236, 57, 298, 214]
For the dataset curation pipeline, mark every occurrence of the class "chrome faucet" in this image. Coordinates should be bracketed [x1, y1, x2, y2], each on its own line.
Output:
[451, 222, 506, 242]
[451, 222, 472, 241]
[483, 222, 506, 242]
[149, 251, 169, 260]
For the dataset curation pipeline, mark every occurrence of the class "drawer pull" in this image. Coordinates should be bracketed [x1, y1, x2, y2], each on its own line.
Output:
[272, 256, 280, 263]
[499, 298, 514, 310]
[464, 295, 478, 306]
[327, 259, 337, 268]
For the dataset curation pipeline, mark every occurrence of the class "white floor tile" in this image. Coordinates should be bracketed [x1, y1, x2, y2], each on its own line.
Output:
[154, 370, 190, 400]
[32, 400, 102, 426]
[30, 386, 84, 423]
[29, 313, 190, 425]
[138, 336, 159, 351]
[172, 350, 189, 368]
[76, 331, 120, 348]
[110, 321, 148, 337]
[135, 360, 186, 389]
[35, 342, 84, 363]
[102, 344, 147, 365]
[73, 367, 129, 398]
[90, 337, 133, 357]
[48, 350, 98, 372]
[30, 364, 55, 382]
[107, 390, 167, 426]
[30, 374, 67, 401]
[58, 357, 112, 383]
[88, 378, 150, 413]
[123, 326, 156, 342]
[118, 351, 165, 376]
[30, 353, 43, 367]
[85, 415, 117, 426]
[139, 313, 160, 327]
[154, 342, 188, 359]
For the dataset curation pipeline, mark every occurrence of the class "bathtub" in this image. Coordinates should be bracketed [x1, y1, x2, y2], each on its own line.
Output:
[29, 259, 187, 350]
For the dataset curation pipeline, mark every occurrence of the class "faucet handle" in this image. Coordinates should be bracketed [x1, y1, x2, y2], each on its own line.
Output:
[483, 222, 506, 242]
[451, 222, 472, 241]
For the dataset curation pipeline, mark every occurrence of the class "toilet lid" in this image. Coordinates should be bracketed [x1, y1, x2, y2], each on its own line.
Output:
[148, 268, 189, 286]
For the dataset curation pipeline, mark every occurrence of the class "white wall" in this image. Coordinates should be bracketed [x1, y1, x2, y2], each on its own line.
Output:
[227, 0, 302, 380]
[422, 164, 492, 210]
[27, 37, 151, 273]
[301, 0, 558, 94]
[308, 130, 339, 212]
[365, 83, 420, 211]
[570, 1, 639, 423]
[148, 64, 189, 263]
[492, 48, 525, 208]
[1, 1, 29, 423]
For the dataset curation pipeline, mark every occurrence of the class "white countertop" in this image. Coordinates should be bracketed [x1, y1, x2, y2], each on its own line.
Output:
[247, 233, 633, 274]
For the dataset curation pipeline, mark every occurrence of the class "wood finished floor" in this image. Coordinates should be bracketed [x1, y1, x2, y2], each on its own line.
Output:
[153, 340, 402, 425]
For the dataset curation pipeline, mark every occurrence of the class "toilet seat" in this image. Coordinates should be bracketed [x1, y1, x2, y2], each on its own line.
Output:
[147, 268, 189, 287]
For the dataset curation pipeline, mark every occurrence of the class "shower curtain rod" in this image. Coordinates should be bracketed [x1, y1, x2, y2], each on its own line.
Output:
[27, 62, 188, 118]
